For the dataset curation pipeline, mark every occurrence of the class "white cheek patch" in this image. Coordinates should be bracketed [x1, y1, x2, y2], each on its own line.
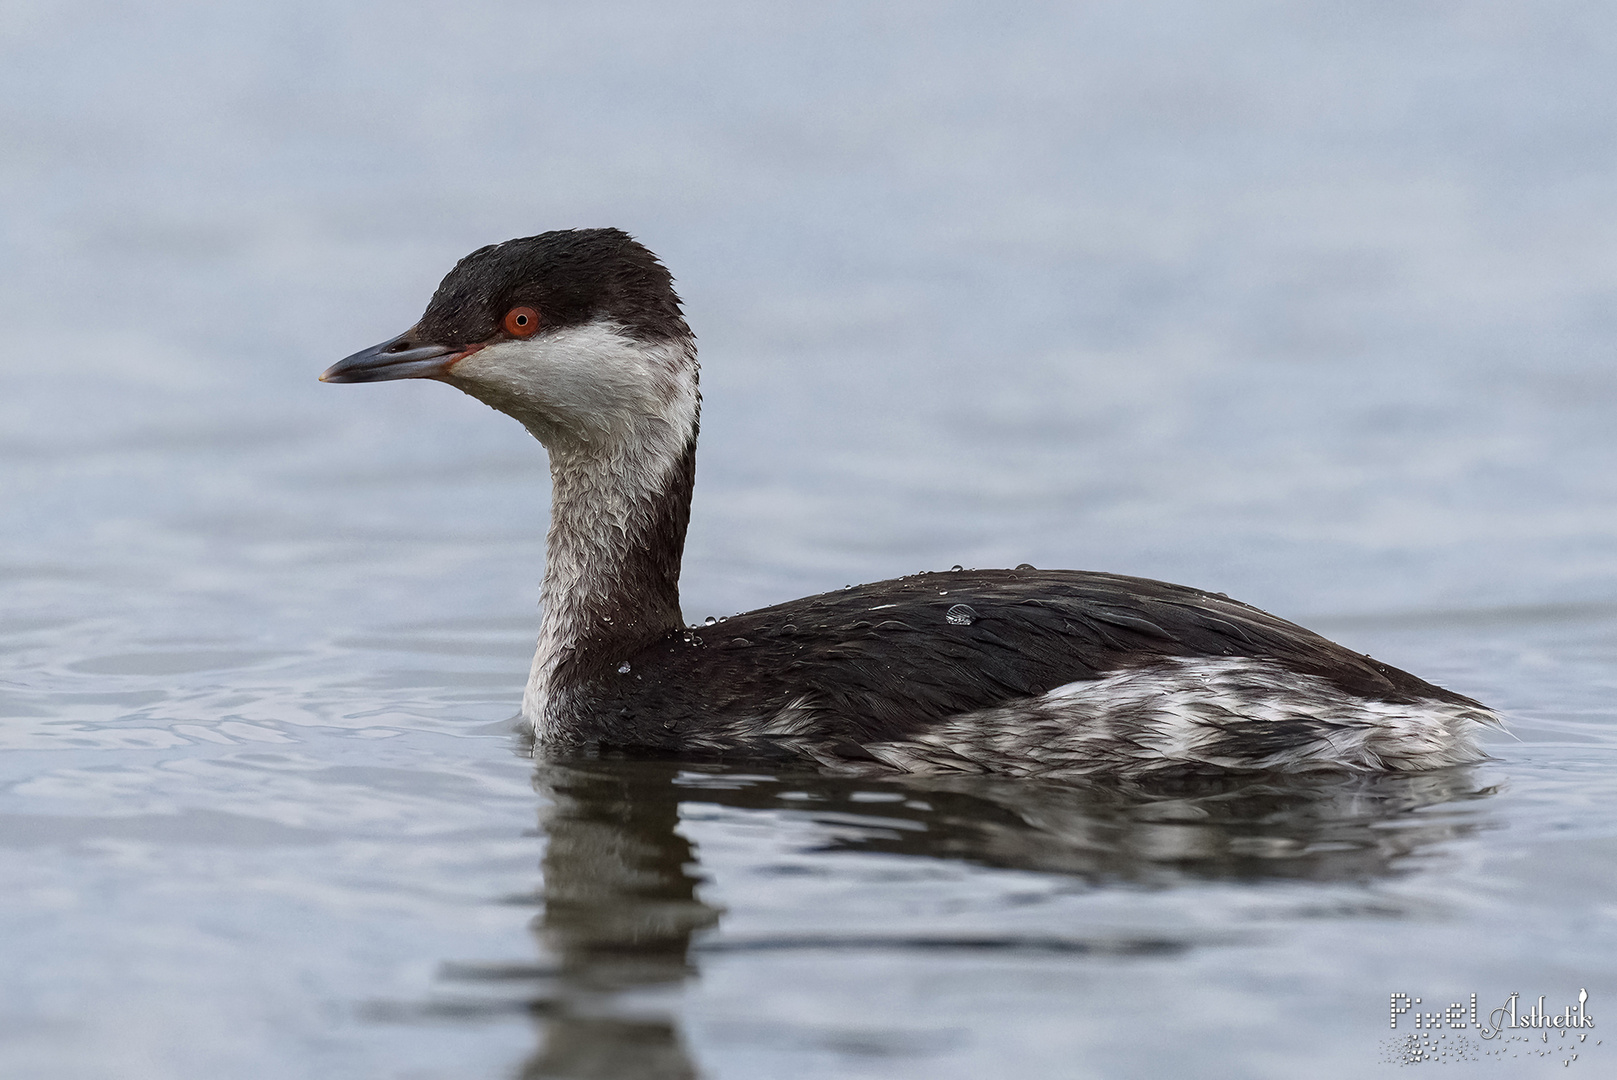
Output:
[450, 319, 696, 447]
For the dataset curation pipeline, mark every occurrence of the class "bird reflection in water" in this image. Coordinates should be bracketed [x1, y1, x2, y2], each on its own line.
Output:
[427, 756, 1497, 1078]
[431, 759, 718, 1079]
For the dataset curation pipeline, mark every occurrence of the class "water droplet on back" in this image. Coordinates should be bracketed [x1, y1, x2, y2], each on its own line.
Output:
[946, 604, 977, 626]
[1015, 563, 1036, 571]
[950, 565, 963, 572]
[617, 661, 631, 674]
[704, 616, 717, 626]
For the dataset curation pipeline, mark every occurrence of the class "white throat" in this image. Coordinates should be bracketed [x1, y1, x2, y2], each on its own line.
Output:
[446, 319, 699, 738]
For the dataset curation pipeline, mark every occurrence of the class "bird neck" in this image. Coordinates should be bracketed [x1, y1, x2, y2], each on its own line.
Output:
[523, 416, 697, 735]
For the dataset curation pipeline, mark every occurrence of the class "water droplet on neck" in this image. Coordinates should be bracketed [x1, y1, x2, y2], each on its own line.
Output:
[617, 661, 631, 674]
[1015, 563, 1036, 571]
[704, 616, 717, 626]
[950, 565, 963, 572]
[946, 604, 977, 626]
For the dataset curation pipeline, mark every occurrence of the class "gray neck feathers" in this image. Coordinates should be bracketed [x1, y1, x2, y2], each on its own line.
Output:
[519, 339, 699, 737]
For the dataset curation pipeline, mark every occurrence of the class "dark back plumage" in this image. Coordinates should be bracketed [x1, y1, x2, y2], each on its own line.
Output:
[565, 569, 1484, 753]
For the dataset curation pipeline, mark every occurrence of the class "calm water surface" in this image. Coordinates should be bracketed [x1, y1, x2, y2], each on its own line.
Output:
[3, 3, 1617, 1077]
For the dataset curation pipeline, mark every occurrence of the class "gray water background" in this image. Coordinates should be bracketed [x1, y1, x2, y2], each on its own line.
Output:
[3, 2, 1617, 1076]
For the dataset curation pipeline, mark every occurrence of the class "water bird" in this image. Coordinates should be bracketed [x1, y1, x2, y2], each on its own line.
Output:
[321, 228, 1497, 776]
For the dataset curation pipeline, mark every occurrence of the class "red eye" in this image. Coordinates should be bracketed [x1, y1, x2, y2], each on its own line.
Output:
[503, 305, 541, 337]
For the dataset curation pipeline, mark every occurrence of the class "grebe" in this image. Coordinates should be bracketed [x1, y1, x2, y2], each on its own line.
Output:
[321, 228, 1497, 776]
